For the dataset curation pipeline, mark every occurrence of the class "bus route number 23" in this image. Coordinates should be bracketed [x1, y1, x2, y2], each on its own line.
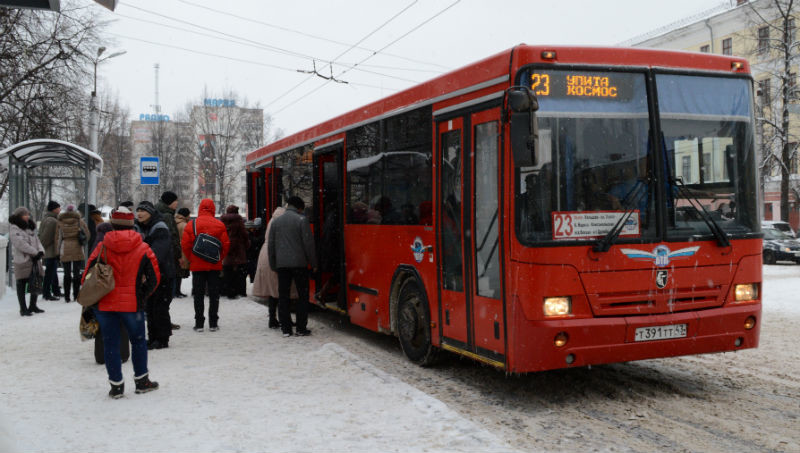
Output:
[553, 213, 574, 239]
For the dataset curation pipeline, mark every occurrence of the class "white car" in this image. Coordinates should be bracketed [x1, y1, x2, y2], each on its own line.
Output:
[762, 220, 797, 238]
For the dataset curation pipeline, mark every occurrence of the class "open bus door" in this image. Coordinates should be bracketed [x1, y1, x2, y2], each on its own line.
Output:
[313, 143, 345, 311]
[263, 163, 281, 225]
[246, 168, 266, 221]
[436, 107, 506, 367]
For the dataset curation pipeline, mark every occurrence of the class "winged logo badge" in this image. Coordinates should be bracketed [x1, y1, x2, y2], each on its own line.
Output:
[619, 245, 700, 267]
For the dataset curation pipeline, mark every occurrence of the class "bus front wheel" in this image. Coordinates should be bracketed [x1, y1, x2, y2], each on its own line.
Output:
[397, 279, 437, 366]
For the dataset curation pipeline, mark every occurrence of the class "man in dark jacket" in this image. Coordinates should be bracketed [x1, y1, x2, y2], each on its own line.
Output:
[268, 196, 317, 337]
[181, 198, 230, 332]
[136, 201, 175, 349]
[38, 200, 62, 300]
[156, 191, 182, 300]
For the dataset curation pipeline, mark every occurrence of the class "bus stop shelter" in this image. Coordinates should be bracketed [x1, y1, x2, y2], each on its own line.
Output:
[0, 139, 103, 286]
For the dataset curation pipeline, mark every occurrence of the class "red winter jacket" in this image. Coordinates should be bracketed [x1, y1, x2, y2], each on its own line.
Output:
[181, 198, 230, 271]
[82, 229, 160, 313]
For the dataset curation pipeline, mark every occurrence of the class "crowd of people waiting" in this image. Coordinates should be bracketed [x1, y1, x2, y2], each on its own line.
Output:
[8, 190, 321, 399]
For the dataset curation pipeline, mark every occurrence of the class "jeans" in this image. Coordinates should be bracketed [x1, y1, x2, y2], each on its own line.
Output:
[94, 309, 148, 383]
[62, 260, 84, 301]
[43, 257, 59, 298]
[192, 271, 220, 328]
[277, 268, 309, 334]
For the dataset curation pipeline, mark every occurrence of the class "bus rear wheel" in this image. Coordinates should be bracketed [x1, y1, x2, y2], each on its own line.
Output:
[397, 279, 437, 366]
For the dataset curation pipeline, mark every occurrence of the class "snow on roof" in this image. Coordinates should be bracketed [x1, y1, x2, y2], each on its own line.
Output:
[618, 1, 735, 47]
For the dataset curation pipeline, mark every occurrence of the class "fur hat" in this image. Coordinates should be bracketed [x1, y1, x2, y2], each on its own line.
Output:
[110, 206, 135, 227]
[12, 206, 30, 217]
[177, 207, 190, 217]
[136, 200, 157, 216]
[160, 191, 178, 205]
[253, 217, 262, 228]
[47, 200, 60, 211]
[120, 201, 134, 209]
[226, 205, 239, 214]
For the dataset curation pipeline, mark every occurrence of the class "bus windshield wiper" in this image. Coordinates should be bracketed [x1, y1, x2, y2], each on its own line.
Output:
[671, 177, 730, 247]
[594, 179, 648, 253]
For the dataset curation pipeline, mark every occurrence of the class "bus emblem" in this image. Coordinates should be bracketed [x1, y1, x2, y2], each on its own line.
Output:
[619, 245, 700, 267]
[411, 237, 429, 263]
[656, 270, 668, 289]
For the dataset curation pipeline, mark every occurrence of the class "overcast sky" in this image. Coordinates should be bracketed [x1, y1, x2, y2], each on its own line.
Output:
[94, 0, 732, 138]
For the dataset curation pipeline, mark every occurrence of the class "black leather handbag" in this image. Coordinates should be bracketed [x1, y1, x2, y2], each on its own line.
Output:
[191, 220, 222, 263]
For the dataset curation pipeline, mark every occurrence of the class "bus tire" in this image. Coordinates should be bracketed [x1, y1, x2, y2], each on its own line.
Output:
[397, 278, 437, 366]
[763, 250, 776, 265]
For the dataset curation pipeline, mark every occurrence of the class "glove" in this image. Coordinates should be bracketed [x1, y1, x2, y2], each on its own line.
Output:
[34, 251, 44, 261]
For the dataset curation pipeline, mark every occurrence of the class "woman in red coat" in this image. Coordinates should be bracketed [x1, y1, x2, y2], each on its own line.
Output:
[83, 207, 161, 399]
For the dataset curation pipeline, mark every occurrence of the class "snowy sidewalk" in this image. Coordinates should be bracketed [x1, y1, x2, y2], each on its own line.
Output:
[0, 284, 514, 453]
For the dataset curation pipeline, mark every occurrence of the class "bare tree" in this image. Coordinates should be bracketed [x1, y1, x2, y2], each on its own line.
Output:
[190, 90, 264, 212]
[745, 0, 800, 222]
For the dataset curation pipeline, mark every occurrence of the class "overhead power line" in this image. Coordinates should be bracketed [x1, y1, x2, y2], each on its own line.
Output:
[272, 0, 461, 116]
[176, 0, 451, 71]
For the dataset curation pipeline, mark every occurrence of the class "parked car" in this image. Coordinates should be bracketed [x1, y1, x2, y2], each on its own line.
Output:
[762, 220, 797, 238]
[763, 228, 800, 264]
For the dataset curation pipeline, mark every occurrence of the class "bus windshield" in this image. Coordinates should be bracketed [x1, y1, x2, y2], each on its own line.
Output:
[515, 69, 655, 244]
[657, 74, 759, 239]
[514, 68, 758, 245]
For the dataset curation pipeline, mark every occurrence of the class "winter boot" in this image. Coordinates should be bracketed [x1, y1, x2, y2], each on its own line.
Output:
[134, 374, 159, 394]
[17, 284, 31, 316]
[268, 297, 280, 329]
[29, 296, 44, 314]
[109, 381, 124, 399]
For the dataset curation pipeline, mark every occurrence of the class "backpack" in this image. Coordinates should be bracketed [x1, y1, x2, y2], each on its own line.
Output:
[191, 220, 222, 263]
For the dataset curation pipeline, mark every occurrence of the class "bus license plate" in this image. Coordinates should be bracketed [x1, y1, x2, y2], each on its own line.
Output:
[634, 324, 687, 342]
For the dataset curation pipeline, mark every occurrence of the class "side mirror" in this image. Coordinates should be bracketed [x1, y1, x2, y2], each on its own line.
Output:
[508, 87, 539, 167]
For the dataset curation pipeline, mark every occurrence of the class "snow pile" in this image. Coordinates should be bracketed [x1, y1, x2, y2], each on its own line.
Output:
[0, 282, 515, 453]
[762, 264, 800, 314]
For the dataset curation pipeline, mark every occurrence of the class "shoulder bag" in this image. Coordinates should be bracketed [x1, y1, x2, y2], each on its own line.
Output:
[191, 220, 222, 263]
[77, 246, 115, 307]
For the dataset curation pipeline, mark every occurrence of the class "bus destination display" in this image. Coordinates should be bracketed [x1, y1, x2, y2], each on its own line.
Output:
[528, 70, 633, 101]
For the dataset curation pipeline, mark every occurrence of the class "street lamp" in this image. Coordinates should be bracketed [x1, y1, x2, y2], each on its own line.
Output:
[89, 46, 126, 153]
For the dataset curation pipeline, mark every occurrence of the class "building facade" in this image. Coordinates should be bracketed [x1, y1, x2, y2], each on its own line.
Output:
[626, 0, 800, 231]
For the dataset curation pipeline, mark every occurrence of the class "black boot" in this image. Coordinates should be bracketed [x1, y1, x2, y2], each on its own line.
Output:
[268, 297, 280, 328]
[134, 374, 159, 394]
[29, 295, 44, 314]
[109, 381, 124, 399]
[17, 280, 31, 316]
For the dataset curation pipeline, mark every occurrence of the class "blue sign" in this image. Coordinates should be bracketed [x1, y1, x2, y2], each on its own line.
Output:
[140, 156, 159, 185]
[139, 113, 170, 122]
[204, 98, 236, 107]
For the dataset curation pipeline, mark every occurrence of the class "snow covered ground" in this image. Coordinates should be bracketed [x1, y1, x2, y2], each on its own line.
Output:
[0, 264, 796, 453]
[0, 279, 515, 453]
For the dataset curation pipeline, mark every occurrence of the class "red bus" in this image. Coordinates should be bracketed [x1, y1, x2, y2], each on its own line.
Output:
[245, 45, 761, 373]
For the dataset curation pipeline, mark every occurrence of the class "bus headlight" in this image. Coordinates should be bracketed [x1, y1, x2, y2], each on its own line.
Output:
[544, 297, 571, 317]
[734, 284, 758, 302]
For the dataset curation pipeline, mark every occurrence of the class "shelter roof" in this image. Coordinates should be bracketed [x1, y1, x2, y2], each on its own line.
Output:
[0, 139, 103, 173]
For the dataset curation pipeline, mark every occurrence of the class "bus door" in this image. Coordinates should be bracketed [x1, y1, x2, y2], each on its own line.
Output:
[436, 108, 505, 364]
[313, 144, 345, 310]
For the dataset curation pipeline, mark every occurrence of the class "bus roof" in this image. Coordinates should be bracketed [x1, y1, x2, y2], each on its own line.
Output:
[246, 44, 750, 167]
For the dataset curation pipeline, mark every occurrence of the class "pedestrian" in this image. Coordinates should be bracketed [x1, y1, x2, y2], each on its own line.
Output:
[252, 207, 296, 329]
[9, 207, 45, 316]
[156, 191, 182, 298]
[174, 207, 191, 298]
[78, 203, 98, 251]
[89, 205, 103, 250]
[181, 198, 230, 332]
[221, 205, 249, 299]
[84, 206, 160, 398]
[56, 204, 89, 303]
[268, 197, 317, 337]
[38, 200, 62, 301]
[135, 201, 175, 349]
[245, 218, 264, 283]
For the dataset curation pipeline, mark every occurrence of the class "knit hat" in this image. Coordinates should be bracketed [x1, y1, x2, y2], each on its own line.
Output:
[177, 207, 190, 217]
[47, 200, 60, 211]
[253, 217, 262, 228]
[226, 205, 239, 214]
[244, 220, 254, 229]
[160, 191, 178, 205]
[66, 204, 75, 212]
[136, 200, 157, 216]
[110, 206, 135, 227]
